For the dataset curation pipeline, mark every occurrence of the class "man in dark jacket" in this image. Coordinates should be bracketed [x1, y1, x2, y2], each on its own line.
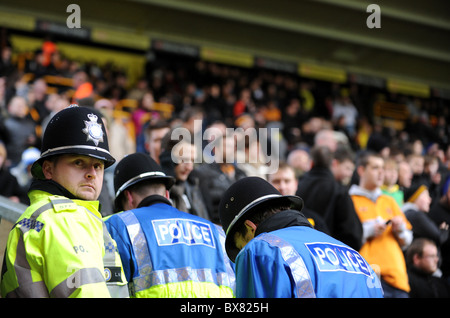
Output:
[159, 135, 210, 221]
[406, 238, 450, 298]
[429, 185, 450, 278]
[296, 146, 363, 250]
[191, 128, 246, 224]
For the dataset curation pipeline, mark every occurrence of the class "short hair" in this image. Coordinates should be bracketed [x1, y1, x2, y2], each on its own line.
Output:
[355, 151, 383, 168]
[333, 146, 354, 163]
[233, 205, 291, 240]
[405, 238, 436, 266]
[118, 180, 166, 209]
[311, 145, 333, 168]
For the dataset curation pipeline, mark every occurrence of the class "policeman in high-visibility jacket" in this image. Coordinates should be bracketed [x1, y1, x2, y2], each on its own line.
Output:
[104, 152, 235, 298]
[1, 105, 128, 298]
[219, 177, 384, 298]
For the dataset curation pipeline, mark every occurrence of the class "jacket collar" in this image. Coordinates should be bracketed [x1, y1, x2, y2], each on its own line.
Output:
[137, 194, 172, 209]
[29, 178, 78, 200]
[255, 209, 312, 237]
[349, 184, 383, 202]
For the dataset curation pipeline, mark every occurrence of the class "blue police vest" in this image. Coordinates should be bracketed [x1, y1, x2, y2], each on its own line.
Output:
[235, 226, 383, 298]
[105, 202, 235, 297]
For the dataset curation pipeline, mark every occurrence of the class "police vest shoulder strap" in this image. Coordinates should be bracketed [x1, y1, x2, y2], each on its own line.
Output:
[118, 211, 154, 278]
[255, 232, 316, 298]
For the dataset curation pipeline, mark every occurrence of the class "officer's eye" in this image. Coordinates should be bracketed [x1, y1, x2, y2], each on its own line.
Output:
[94, 162, 104, 170]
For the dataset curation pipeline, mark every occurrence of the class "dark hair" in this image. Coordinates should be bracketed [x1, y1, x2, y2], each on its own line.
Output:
[233, 205, 290, 239]
[355, 151, 383, 168]
[405, 238, 436, 266]
[311, 146, 333, 168]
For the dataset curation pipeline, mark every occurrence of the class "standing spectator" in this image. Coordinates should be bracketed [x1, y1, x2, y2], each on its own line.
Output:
[331, 146, 355, 187]
[286, 148, 311, 179]
[267, 162, 329, 234]
[398, 159, 413, 190]
[192, 122, 247, 224]
[233, 88, 254, 118]
[296, 146, 362, 250]
[0, 141, 26, 203]
[381, 157, 404, 207]
[349, 151, 413, 297]
[4, 96, 37, 167]
[94, 98, 135, 162]
[142, 119, 170, 164]
[159, 135, 210, 221]
[105, 153, 235, 298]
[406, 238, 450, 298]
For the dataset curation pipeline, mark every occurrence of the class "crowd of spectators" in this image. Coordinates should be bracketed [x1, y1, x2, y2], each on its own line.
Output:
[1, 34, 450, 297]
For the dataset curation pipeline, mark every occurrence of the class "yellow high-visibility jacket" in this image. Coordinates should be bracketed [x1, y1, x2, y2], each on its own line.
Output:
[1, 190, 129, 298]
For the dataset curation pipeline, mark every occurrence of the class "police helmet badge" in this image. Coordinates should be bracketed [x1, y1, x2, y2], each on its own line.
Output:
[82, 113, 104, 146]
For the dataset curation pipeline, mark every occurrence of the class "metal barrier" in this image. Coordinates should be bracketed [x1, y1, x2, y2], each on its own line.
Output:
[0, 195, 27, 224]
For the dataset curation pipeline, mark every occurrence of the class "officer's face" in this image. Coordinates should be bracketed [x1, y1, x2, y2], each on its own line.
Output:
[42, 154, 104, 201]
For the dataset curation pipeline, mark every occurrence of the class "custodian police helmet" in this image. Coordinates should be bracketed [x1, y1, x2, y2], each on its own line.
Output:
[31, 105, 116, 179]
[113, 152, 175, 211]
[219, 176, 304, 261]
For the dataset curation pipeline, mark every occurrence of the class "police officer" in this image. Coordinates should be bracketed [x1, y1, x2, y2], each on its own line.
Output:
[1, 105, 128, 298]
[219, 176, 384, 298]
[104, 152, 235, 298]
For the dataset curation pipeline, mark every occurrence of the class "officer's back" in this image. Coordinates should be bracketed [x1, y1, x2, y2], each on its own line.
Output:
[105, 153, 235, 298]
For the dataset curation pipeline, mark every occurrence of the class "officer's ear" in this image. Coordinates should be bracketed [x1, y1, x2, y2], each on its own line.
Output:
[244, 220, 257, 234]
[41, 160, 54, 180]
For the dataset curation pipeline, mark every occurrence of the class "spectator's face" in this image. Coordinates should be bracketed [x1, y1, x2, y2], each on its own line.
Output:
[268, 168, 298, 196]
[42, 154, 104, 201]
[415, 189, 432, 213]
[359, 156, 385, 190]
[398, 162, 413, 188]
[146, 127, 170, 164]
[173, 142, 196, 182]
[415, 243, 439, 274]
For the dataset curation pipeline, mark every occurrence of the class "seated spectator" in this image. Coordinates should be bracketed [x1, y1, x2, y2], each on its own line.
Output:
[402, 183, 448, 246]
[406, 238, 450, 298]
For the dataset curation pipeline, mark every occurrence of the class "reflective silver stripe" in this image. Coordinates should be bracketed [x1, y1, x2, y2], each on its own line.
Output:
[214, 224, 236, 294]
[133, 267, 230, 293]
[118, 211, 153, 295]
[119, 212, 233, 294]
[118, 211, 153, 277]
[50, 267, 105, 298]
[115, 171, 169, 197]
[102, 221, 129, 298]
[6, 234, 50, 298]
[40, 144, 112, 157]
[256, 233, 316, 298]
[7, 200, 75, 297]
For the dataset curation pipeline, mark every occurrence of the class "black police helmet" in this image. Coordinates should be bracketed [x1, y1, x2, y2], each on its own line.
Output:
[31, 105, 115, 179]
[219, 176, 304, 262]
[113, 152, 175, 211]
